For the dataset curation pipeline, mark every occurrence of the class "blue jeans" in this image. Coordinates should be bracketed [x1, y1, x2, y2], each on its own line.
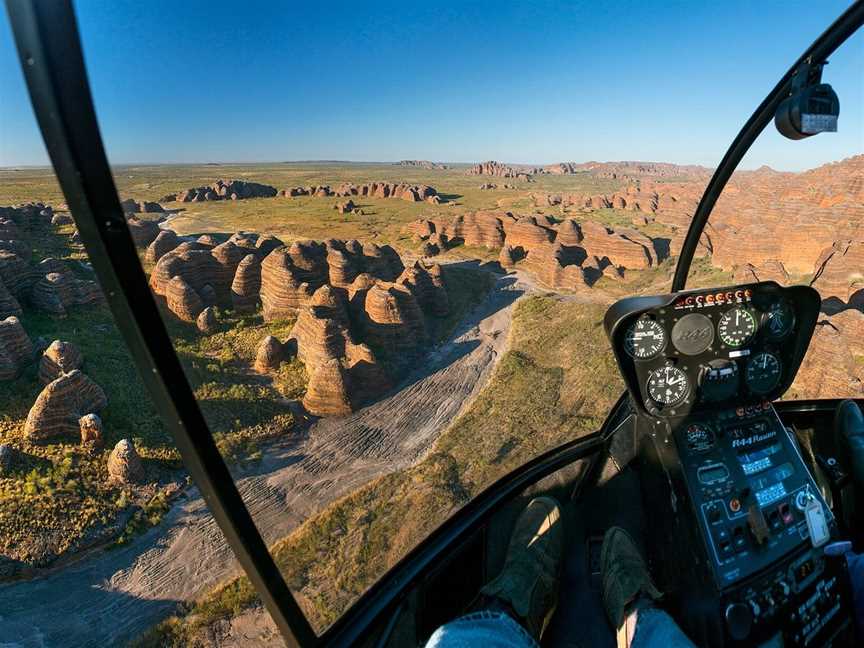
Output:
[426, 552, 864, 648]
[424, 607, 693, 648]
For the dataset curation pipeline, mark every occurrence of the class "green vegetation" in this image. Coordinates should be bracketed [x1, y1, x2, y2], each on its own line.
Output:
[134, 295, 624, 643]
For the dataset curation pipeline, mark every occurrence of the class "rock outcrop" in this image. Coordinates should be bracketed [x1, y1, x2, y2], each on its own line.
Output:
[196, 306, 218, 333]
[396, 160, 448, 170]
[79, 413, 103, 448]
[163, 179, 278, 202]
[38, 340, 83, 385]
[466, 161, 535, 179]
[107, 438, 145, 484]
[254, 335, 287, 373]
[280, 182, 438, 203]
[24, 370, 107, 441]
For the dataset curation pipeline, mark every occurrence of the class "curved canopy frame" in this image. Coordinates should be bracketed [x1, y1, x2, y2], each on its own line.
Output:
[671, 0, 864, 292]
[3, 0, 863, 646]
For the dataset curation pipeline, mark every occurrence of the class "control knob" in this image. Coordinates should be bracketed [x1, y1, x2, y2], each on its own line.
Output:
[725, 602, 753, 641]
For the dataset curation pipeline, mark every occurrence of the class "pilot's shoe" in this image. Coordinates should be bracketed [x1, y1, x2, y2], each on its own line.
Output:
[479, 496, 563, 639]
[601, 526, 662, 633]
[834, 399, 864, 490]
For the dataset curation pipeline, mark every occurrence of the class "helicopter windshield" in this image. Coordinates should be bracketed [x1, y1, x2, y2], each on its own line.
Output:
[0, 1, 861, 646]
[683, 29, 864, 400]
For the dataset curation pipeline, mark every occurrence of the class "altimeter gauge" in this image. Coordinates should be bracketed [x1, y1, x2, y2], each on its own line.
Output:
[624, 317, 666, 360]
[718, 306, 757, 347]
[647, 365, 689, 406]
[745, 352, 782, 394]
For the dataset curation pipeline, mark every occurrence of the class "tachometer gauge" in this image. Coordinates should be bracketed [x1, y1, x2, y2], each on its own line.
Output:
[647, 365, 689, 406]
[745, 352, 782, 394]
[718, 307, 757, 347]
[764, 300, 795, 340]
[685, 423, 715, 452]
[624, 317, 666, 360]
[699, 359, 740, 402]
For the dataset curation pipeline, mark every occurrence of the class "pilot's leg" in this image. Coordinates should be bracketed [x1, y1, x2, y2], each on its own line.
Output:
[425, 497, 563, 648]
[602, 527, 695, 648]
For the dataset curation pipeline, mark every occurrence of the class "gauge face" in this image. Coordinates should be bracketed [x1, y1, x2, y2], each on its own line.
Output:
[718, 307, 757, 347]
[624, 317, 666, 360]
[745, 352, 782, 394]
[699, 359, 740, 402]
[647, 365, 689, 406]
[764, 300, 795, 340]
[685, 423, 715, 452]
[671, 313, 714, 356]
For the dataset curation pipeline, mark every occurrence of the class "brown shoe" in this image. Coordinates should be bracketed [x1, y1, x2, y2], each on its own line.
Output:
[480, 496, 563, 639]
[601, 526, 662, 631]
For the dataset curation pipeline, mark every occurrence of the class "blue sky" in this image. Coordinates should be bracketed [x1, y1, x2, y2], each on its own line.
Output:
[0, 0, 861, 169]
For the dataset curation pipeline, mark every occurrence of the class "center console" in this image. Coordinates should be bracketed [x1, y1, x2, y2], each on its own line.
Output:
[604, 282, 853, 646]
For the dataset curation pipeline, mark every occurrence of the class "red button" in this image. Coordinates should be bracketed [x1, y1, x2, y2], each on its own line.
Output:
[730, 498, 741, 513]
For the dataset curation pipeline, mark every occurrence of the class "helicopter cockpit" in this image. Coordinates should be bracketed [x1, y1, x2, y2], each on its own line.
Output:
[1, 1, 862, 647]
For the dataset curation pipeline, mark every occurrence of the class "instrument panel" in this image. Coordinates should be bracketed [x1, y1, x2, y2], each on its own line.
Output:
[604, 282, 820, 418]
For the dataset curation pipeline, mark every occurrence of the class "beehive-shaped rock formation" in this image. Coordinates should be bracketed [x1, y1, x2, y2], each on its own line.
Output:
[145, 229, 180, 263]
[503, 217, 555, 252]
[30, 272, 102, 317]
[0, 250, 36, 297]
[362, 282, 426, 358]
[24, 370, 107, 441]
[166, 276, 204, 322]
[126, 216, 161, 247]
[524, 242, 588, 290]
[326, 240, 363, 287]
[0, 316, 33, 381]
[397, 262, 449, 317]
[38, 340, 83, 385]
[363, 243, 404, 281]
[255, 234, 284, 257]
[231, 254, 262, 313]
[260, 247, 316, 321]
[302, 359, 353, 417]
[0, 278, 21, 319]
[107, 438, 145, 484]
[811, 241, 864, 311]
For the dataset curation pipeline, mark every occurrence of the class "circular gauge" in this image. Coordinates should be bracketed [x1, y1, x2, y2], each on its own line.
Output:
[699, 359, 740, 402]
[624, 317, 666, 360]
[685, 423, 715, 452]
[671, 313, 715, 355]
[764, 300, 795, 340]
[647, 365, 690, 406]
[718, 307, 757, 347]
[745, 352, 782, 395]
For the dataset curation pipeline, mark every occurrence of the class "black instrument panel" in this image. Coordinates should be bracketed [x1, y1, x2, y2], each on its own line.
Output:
[604, 282, 821, 418]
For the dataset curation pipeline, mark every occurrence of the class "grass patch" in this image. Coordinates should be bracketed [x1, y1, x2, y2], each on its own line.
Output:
[135, 296, 624, 642]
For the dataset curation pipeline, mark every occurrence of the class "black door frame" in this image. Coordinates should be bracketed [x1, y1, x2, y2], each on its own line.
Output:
[4, 0, 863, 645]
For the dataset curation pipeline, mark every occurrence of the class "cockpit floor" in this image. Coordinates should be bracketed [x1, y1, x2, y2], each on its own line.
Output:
[543, 462, 645, 648]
